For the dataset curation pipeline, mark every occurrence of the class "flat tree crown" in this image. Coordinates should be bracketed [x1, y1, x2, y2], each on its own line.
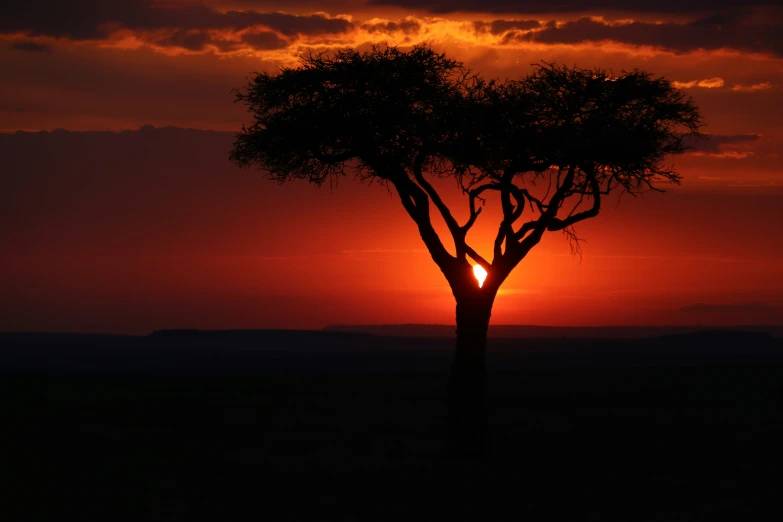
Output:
[232, 45, 465, 183]
[231, 44, 703, 295]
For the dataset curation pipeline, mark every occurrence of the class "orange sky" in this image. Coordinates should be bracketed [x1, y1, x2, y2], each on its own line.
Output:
[1, 1, 782, 332]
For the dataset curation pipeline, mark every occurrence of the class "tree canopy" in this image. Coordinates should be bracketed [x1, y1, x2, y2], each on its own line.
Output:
[231, 44, 703, 298]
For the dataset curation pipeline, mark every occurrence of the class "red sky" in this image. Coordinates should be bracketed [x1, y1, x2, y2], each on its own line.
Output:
[1, 1, 782, 333]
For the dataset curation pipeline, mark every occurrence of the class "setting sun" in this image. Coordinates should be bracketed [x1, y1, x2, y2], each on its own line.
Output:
[473, 264, 488, 288]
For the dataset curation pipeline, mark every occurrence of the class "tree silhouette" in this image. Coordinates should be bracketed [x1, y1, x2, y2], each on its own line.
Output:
[230, 44, 703, 455]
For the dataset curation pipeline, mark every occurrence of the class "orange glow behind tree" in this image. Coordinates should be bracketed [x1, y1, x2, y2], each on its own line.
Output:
[230, 44, 703, 454]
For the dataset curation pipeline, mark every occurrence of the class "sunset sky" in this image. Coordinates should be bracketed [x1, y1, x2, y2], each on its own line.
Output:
[2, 0, 782, 333]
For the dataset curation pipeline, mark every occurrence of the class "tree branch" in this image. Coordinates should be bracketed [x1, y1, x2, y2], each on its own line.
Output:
[493, 223, 511, 262]
[411, 155, 492, 273]
[412, 152, 462, 241]
[462, 183, 497, 232]
[514, 221, 538, 242]
[517, 188, 547, 214]
[547, 176, 601, 231]
[511, 165, 577, 242]
[490, 182, 521, 263]
[464, 244, 491, 271]
[463, 206, 482, 231]
[313, 149, 354, 164]
[392, 174, 456, 271]
[507, 185, 527, 222]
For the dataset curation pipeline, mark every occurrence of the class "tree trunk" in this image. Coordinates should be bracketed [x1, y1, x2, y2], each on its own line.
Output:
[447, 291, 494, 457]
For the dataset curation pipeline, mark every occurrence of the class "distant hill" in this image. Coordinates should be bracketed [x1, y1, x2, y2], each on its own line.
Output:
[323, 324, 783, 339]
[2, 328, 782, 376]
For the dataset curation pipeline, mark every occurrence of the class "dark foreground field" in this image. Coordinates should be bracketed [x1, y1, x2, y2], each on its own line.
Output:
[3, 330, 783, 521]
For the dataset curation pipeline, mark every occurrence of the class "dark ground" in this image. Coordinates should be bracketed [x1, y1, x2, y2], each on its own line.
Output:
[2, 330, 783, 521]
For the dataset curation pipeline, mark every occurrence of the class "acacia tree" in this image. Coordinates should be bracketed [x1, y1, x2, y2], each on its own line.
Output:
[230, 45, 703, 455]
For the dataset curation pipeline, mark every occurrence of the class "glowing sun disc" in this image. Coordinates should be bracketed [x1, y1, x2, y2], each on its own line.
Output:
[473, 264, 488, 288]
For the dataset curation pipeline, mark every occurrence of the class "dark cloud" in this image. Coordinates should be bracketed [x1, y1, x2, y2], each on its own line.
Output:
[361, 19, 422, 34]
[157, 30, 213, 52]
[490, 19, 541, 33]
[516, 17, 783, 57]
[0, 1, 352, 42]
[473, 19, 541, 35]
[684, 134, 761, 154]
[241, 31, 290, 50]
[4, 1, 781, 57]
[369, 0, 779, 15]
[239, 11, 353, 37]
[10, 40, 52, 52]
[690, 9, 751, 26]
[156, 28, 289, 53]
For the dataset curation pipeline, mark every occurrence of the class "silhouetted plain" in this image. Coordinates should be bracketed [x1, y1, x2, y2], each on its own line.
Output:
[3, 329, 782, 520]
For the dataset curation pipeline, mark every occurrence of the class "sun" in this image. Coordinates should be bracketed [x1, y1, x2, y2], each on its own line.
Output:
[472, 264, 487, 288]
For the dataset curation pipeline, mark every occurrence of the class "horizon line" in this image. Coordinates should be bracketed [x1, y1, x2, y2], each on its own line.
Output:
[3, 323, 783, 338]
